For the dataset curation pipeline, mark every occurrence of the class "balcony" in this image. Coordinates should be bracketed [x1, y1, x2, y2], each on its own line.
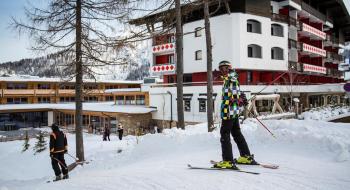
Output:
[151, 64, 176, 75]
[2, 89, 35, 96]
[303, 63, 327, 74]
[327, 68, 343, 78]
[152, 42, 175, 55]
[298, 42, 326, 57]
[298, 22, 326, 40]
[325, 52, 344, 63]
[300, 2, 326, 22]
[271, 13, 297, 26]
[35, 89, 56, 95]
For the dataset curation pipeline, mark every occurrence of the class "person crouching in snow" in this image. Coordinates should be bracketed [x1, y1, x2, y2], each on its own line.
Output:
[50, 123, 69, 180]
[213, 60, 257, 169]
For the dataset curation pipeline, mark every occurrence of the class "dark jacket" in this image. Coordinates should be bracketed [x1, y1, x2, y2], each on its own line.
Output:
[50, 130, 67, 154]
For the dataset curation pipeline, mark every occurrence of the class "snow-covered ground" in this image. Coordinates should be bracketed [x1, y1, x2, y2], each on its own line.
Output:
[0, 107, 350, 190]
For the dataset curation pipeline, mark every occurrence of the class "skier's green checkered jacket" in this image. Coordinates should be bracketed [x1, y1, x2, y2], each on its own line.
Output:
[221, 70, 241, 120]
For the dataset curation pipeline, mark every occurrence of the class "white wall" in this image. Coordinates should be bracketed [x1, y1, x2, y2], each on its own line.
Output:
[181, 13, 289, 74]
[149, 83, 345, 123]
[48, 111, 54, 126]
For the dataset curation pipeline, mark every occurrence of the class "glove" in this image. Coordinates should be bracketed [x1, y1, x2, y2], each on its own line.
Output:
[64, 149, 68, 154]
[239, 93, 248, 107]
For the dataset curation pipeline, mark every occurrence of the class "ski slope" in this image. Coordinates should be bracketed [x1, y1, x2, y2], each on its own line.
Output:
[0, 107, 350, 190]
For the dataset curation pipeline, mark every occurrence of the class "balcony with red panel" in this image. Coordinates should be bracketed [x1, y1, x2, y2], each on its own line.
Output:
[298, 42, 326, 57]
[298, 22, 326, 40]
[152, 34, 175, 55]
[151, 54, 176, 75]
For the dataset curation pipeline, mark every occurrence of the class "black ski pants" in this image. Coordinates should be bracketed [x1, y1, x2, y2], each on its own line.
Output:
[220, 117, 251, 162]
[51, 152, 68, 176]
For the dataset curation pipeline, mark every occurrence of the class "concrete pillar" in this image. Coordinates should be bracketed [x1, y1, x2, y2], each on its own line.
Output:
[48, 111, 54, 127]
[323, 95, 328, 106]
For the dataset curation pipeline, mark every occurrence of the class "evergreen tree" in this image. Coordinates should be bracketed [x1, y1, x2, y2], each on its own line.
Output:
[22, 131, 30, 152]
[33, 131, 47, 154]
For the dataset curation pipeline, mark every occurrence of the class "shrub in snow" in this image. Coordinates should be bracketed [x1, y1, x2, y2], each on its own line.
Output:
[33, 131, 47, 154]
[22, 131, 30, 152]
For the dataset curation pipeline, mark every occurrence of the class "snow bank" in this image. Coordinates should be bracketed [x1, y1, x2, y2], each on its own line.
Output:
[301, 105, 350, 121]
[0, 114, 350, 190]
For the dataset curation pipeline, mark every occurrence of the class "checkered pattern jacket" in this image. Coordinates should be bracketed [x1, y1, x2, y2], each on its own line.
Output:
[221, 70, 241, 120]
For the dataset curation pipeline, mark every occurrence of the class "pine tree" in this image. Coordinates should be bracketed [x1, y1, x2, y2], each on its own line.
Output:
[22, 131, 30, 152]
[33, 131, 47, 154]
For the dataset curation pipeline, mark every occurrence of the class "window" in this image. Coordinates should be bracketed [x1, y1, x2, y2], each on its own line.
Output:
[7, 83, 27, 89]
[125, 96, 135, 105]
[184, 100, 191, 112]
[136, 95, 145, 105]
[195, 27, 202, 37]
[271, 24, 284, 37]
[271, 47, 284, 60]
[116, 96, 124, 105]
[195, 50, 202, 60]
[37, 84, 50, 89]
[183, 74, 192, 83]
[60, 96, 75, 102]
[199, 100, 206, 112]
[7, 97, 28, 104]
[247, 19, 261, 33]
[59, 84, 75, 89]
[247, 71, 253, 83]
[38, 97, 50, 103]
[288, 39, 297, 49]
[105, 96, 114, 101]
[84, 96, 98, 102]
[168, 54, 174, 64]
[247, 44, 262, 58]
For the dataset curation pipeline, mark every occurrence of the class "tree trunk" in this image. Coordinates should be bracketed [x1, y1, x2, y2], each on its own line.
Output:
[175, 0, 185, 129]
[204, 0, 214, 132]
[75, 0, 85, 161]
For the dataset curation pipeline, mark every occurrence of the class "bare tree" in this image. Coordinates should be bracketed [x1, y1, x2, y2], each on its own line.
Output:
[203, 0, 214, 132]
[175, 0, 185, 129]
[12, 0, 133, 161]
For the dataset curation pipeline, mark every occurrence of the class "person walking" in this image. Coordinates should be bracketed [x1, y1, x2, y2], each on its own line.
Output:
[213, 60, 257, 169]
[49, 123, 69, 181]
[117, 123, 124, 140]
[104, 125, 110, 141]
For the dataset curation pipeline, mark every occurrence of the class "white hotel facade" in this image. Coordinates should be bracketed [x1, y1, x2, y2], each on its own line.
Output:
[134, 0, 349, 125]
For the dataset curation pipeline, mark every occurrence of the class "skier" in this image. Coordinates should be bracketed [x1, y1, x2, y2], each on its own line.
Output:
[213, 60, 257, 169]
[49, 123, 69, 181]
[117, 123, 124, 140]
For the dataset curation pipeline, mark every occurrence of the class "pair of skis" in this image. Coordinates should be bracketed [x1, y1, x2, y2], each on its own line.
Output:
[188, 160, 279, 175]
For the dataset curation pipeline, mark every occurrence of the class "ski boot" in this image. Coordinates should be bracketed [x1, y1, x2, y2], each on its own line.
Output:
[213, 161, 239, 170]
[53, 175, 62, 182]
[235, 154, 259, 165]
[63, 174, 69, 179]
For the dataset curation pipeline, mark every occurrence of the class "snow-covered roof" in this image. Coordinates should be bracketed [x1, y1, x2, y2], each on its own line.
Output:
[105, 88, 141, 93]
[0, 102, 156, 114]
[0, 76, 142, 84]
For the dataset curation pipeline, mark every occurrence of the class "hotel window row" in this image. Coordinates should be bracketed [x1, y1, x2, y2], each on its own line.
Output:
[247, 45, 284, 60]
[247, 19, 284, 37]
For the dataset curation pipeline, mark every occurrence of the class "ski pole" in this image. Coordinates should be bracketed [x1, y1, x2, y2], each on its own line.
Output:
[253, 116, 276, 139]
[245, 108, 276, 138]
[67, 152, 79, 161]
[50, 155, 68, 170]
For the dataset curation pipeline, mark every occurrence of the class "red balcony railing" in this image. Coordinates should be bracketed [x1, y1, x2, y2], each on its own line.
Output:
[299, 22, 326, 40]
[299, 43, 326, 57]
